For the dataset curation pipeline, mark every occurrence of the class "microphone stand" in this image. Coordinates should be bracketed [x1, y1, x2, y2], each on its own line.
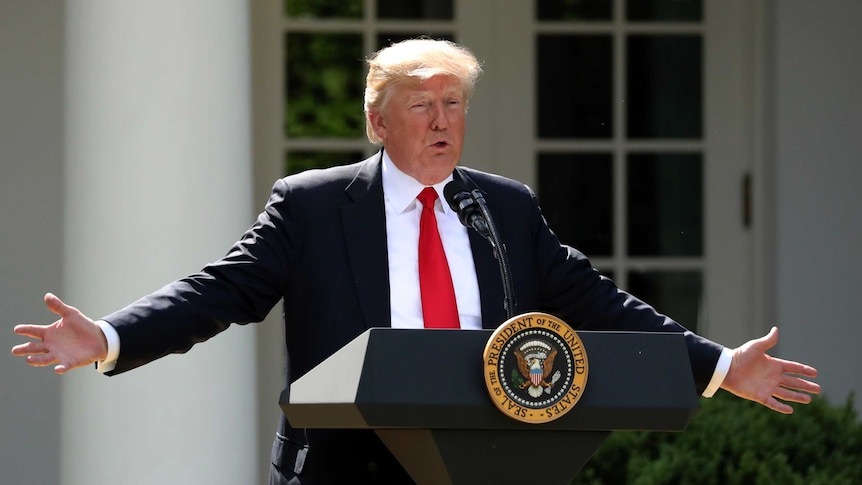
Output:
[471, 189, 517, 320]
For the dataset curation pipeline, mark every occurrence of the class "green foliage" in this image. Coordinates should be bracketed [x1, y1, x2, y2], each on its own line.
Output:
[573, 393, 862, 485]
[511, 368, 527, 389]
[538, 0, 613, 21]
[285, 0, 362, 19]
[285, 151, 363, 175]
[285, 33, 365, 138]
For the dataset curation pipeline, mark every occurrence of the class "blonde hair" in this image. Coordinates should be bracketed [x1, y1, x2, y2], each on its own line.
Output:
[364, 38, 482, 144]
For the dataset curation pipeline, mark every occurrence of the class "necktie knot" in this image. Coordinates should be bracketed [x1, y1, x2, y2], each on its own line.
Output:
[418, 187, 438, 208]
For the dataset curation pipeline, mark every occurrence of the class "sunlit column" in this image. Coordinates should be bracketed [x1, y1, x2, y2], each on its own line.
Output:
[62, 1, 257, 484]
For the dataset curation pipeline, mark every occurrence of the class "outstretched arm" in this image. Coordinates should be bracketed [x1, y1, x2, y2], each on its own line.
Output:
[720, 327, 820, 414]
[10, 293, 107, 374]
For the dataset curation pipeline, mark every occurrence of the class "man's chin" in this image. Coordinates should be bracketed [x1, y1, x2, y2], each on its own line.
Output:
[412, 159, 460, 185]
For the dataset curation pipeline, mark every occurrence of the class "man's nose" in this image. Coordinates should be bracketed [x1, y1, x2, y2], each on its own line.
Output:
[430, 102, 448, 130]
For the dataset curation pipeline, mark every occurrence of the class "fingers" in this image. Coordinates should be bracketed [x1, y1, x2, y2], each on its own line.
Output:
[759, 388, 811, 415]
[763, 396, 794, 415]
[11, 340, 48, 356]
[24, 353, 59, 367]
[44, 292, 77, 318]
[775, 357, 819, 378]
[756, 327, 819, 380]
[780, 374, 821, 395]
[12, 342, 74, 373]
[758, 374, 820, 414]
[12, 323, 64, 370]
[15, 347, 78, 374]
[26, 355, 74, 374]
[13, 323, 47, 340]
[751, 326, 779, 353]
[12, 340, 59, 367]
[773, 386, 813, 405]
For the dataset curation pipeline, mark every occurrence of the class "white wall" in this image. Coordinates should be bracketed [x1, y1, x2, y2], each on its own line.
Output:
[0, 1, 63, 484]
[774, 0, 862, 411]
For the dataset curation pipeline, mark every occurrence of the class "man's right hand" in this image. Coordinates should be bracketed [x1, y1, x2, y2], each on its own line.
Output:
[11, 293, 108, 374]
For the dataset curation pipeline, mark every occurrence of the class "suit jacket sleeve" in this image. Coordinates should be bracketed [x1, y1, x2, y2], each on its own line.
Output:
[531, 189, 723, 394]
[101, 177, 298, 375]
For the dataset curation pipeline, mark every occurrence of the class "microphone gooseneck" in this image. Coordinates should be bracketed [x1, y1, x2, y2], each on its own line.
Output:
[444, 180, 517, 319]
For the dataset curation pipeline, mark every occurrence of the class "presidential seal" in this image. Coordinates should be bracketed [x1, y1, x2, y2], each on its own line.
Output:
[483, 312, 588, 424]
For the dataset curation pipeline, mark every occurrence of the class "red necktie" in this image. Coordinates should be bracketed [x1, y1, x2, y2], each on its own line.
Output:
[417, 187, 460, 328]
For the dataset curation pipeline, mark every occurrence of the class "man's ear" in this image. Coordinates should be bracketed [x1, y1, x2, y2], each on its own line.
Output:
[368, 109, 386, 141]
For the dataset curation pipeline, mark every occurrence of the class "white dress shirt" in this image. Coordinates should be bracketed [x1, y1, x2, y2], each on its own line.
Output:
[382, 151, 482, 330]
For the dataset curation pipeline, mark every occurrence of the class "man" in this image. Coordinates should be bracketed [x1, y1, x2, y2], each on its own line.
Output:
[12, 39, 819, 484]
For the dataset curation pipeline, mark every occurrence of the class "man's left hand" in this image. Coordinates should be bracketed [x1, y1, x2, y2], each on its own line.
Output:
[720, 327, 820, 414]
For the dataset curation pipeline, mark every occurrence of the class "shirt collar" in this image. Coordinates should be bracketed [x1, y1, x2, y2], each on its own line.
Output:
[381, 150, 454, 215]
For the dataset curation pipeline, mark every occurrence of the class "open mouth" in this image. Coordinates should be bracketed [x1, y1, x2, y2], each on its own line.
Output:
[432, 141, 448, 148]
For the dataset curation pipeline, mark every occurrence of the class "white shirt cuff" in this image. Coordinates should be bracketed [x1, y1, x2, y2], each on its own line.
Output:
[94, 320, 121, 374]
[701, 347, 733, 397]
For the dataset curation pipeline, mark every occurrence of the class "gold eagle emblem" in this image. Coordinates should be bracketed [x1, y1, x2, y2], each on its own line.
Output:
[514, 346, 558, 398]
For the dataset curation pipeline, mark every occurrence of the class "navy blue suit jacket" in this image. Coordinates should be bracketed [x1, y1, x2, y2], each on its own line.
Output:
[103, 152, 722, 483]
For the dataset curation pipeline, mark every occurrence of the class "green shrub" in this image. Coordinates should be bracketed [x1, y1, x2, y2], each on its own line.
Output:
[573, 393, 862, 485]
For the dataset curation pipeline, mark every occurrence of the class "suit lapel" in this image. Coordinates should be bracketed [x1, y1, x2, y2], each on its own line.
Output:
[341, 153, 392, 328]
[340, 161, 507, 330]
[454, 168, 507, 330]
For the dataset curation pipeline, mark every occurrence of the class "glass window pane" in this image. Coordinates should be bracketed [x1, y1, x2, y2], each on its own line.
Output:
[626, 0, 702, 21]
[628, 270, 702, 332]
[627, 153, 702, 256]
[538, 153, 614, 256]
[538, 35, 613, 139]
[377, 32, 455, 51]
[285, 0, 362, 18]
[285, 33, 365, 138]
[627, 35, 702, 138]
[537, 0, 612, 20]
[286, 151, 365, 175]
[377, 0, 453, 20]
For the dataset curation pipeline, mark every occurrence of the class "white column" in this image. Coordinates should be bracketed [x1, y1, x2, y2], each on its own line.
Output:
[62, 2, 258, 484]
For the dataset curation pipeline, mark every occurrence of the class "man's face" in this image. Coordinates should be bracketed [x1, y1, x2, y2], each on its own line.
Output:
[369, 75, 466, 185]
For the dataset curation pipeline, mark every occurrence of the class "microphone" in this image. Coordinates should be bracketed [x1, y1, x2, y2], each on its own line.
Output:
[443, 180, 491, 240]
[443, 179, 517, 319]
